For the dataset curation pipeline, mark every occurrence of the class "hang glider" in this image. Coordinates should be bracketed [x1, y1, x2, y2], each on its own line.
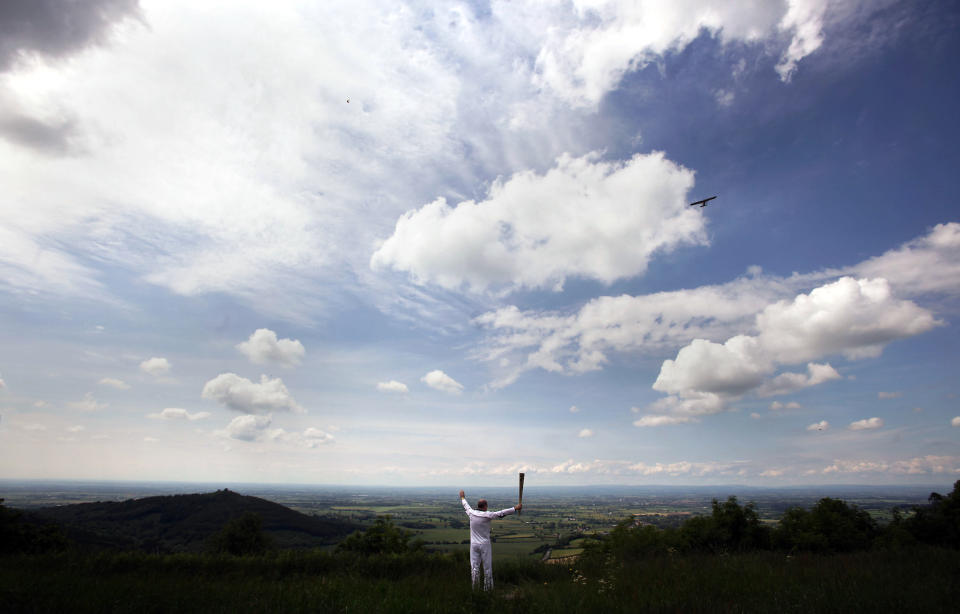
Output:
[688, 196, 717, 208]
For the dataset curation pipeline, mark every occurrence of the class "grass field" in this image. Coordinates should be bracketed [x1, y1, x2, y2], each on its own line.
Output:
[3, 547, 959, 613]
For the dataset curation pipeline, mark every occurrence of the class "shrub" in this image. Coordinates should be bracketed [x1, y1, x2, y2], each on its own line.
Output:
[336, 516, 423, 555]
[207, 512, 271, 556]
[773, 497, 878, 553]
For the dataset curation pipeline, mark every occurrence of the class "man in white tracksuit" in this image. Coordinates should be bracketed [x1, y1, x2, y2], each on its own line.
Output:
[458, 489, 522, 591]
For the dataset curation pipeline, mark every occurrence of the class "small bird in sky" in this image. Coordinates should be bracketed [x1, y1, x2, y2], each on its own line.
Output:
[688, 195, 717, 208]
[346, 98, 350, 103]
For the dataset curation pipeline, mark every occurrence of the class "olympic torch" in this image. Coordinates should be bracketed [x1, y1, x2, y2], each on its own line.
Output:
[518, 472, 525, 515]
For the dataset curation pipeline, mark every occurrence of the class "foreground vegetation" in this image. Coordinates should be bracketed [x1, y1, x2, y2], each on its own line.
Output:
[2, 546, 958, 613]
[2, 481, 959, 612]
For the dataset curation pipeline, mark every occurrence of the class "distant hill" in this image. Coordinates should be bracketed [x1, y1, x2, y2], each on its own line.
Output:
[28, 489, 360, 553]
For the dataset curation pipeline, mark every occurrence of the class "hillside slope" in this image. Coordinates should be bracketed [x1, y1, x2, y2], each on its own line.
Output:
[29, 489, 359, 552]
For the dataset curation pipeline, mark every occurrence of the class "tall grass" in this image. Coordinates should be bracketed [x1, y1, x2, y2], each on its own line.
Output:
[2, 546, 958, 613]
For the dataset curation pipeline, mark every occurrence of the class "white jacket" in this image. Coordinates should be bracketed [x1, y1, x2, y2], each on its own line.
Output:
[461, 497, 515, 545]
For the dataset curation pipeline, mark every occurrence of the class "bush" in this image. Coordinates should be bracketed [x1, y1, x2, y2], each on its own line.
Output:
[773, 497, 878, 553]
[897, 480, 960, 548]
[678, 497, 770, 554]
[207, 512, 271, 556]
[336, 516, 423, 556]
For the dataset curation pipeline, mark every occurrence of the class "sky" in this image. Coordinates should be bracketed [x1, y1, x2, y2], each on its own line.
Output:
[1, 0, 959, 488]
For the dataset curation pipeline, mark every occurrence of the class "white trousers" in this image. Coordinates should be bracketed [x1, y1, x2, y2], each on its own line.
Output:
[470, 542, 493, 590]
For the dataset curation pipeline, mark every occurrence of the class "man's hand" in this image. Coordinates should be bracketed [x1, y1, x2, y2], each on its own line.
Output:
[515, 503, 522, 512]
[459, 490, 465, 499]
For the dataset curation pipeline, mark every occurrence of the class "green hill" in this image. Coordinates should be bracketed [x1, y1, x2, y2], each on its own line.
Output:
[28, 489, 359, 553]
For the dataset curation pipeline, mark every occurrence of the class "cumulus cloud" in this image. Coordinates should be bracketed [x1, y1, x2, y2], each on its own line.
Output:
[67, 393, 107, 412]
[421, 370, 464, 395]
[222, 414, 273, 442]
[856, 222, 960, 296]
[877, 391, 902, 399]
[376, 380, 409, 393]
[849, 417, 883, 431]
[148, 407, 210, 421]
[0, 376, 5, 389]
[822, 455, 960, 475]
[202, 373, 305, 414]
[99, 377, 130, 390]
[953, 417, 960, 427]
[578, 428, 594, 438]
[140, 357, 171, 376]
[236, 328, 305, 367]
[756, 363, 841, 397]
[303, 427, 335, 447]
[569, 405, 580, 413]
[476, 224, 955, 389]
[476, 272, 795, 387]
[807, 420, 829, 431]
[372, 151, 703, 293]
[638, 277, 938, 423]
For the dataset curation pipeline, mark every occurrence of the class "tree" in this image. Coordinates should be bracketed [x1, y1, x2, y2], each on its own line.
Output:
[0, 498, 69, 554]
[679, 497, 769, 553]
[335, 515, 423, 555]
[774, 498, 878, 552]
[207, 512, 270, 556]
[899, 480, 960, 548]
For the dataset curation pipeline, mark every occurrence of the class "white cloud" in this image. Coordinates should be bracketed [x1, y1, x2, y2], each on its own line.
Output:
[878, 391, 902, 399]
[476, 272, 794, 387]
[807, 420, 829, 431]
[569, 405, 580, 413]
[372, 151, 703, 293]
[236, 328, 305, 367]
[140, 357, 171, 376]
[714, 89, 735, 107]
[421, 370, 464, 395]
[756, 363, 841, 397]
[849, 417, 884, 431]
[775, 0, 829, 81]
[222, 414, 273, 442]
[66, 425, 85, 433]
[148, 407, 210, 421]
[951, 417, 960, 427]
[527, 0, 812, 107]
[640, 277, 938, 423]
[476, 225, 955, 389]
[98, 377, 130, 390]
[633, 414, 698, 427]
[755, 277, 938, 363]
[578, 428, 594, 438]
[202, 373, 305, 414]
[376, 380, 409, 394]
[856, 222, 960, 296]
[0, 375, 5, 389]
[760, 469, 784, 477]
[770, 401, 801, 410]
[303, 427, 335, 447]
[67, 393, 107, 412]
[822, 455, 960, 475]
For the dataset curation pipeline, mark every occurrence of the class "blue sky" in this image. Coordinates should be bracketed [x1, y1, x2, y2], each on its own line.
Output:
[1, 0, 958, 487]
